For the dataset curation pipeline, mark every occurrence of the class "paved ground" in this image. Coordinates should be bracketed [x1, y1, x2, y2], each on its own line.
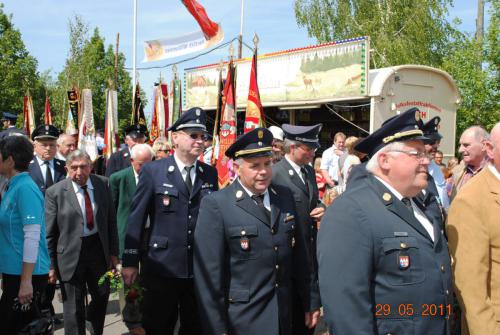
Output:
[51, 288, 130, 334]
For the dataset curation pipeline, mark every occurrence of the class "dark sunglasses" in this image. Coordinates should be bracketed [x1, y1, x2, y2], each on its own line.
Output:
[184, 132, 208, 141]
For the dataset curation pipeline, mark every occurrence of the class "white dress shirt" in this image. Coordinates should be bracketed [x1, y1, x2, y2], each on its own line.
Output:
[320, 145, 343, 182]
[285, 155, 306, 184]
[238, 179, 271, 211]
[428, 160, 450, 210]
[375, 176, 435, 242]
[174, 153, 197, 185]
[72, 179, 98, 236]
[35, 155, 55, 184]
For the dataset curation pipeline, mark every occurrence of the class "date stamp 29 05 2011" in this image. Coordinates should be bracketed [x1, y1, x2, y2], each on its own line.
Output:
[375, 303, 452, 317]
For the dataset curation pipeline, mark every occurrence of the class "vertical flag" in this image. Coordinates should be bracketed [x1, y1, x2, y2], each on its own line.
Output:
[150, 83, 169, 143]
[104, 89, 120, 158]
[210, 69, 224, 165]
[65, 108, 78, 135]
[132, 82, 148, 128]
[78, 89, 98, 161]
[244, 50, 265, 133]
[44, 96, 53, 125]
[215, 61, 237, 188]
[23, 93, 36, 137]
[67, 88, 80, 132]
[171, 77, 182, 126]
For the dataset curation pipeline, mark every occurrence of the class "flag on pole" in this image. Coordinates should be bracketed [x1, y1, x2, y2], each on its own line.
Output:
[181, 0, 221, 40]
[67, 88, 80, 134]
[150, 83, 169, 143]
[65, 108, 78, 135]
[171, 77, 182, 126]
[23, 93, 36, 137]
[104, 89, 120, 158]
[244, 50, 265, 133]
[210, 68, 224, 166]
[215, 61, 237, 188]
[142, 1, 223, 62]
[132, 82, 148, 128]
[78, 89, 98, 161]
[44, 96, 52, 125]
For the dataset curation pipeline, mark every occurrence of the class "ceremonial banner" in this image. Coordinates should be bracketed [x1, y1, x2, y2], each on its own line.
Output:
[244, 50, 264, 133]
[171, 77, 182, 125]
[143, 0, 223, 62]
[104, 89, 119, 158]
[132, 83, 148, 129]
[215, 61, 236, 188]
[150, 83, 169, 143]
[23, 94, 36, 137]
[65, 108, 78, 135]
[44, 96, 52, 125]
[78, 89, 98, 161]
[67, 88, 80, 131]
[210, 69, 224, 165]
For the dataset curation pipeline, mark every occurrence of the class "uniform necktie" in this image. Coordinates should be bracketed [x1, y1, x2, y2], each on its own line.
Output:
[81, 185, 94, 231]
[251, 193, 270, 221]
[300, 166, 311, 195]
[44, 161, 53, 188]
[401, 197, 414, 214]
[184, 166, 193, 194]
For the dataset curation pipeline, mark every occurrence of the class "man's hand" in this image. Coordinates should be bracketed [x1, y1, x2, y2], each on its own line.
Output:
[122, 266, 138, 286]
[110, 255, 120, 269]
[18, 279, 33, 305]
[305, 309, 321, 328]
[48, 269, 57, 284]
[310, 206, 325, 221]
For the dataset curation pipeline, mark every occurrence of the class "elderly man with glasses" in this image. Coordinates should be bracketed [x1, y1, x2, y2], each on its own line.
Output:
[318, 108, 452, 335]
[122, 107, 218, 335]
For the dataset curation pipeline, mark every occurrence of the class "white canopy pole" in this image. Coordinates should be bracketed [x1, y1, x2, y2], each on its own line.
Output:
[238, 0, 245, 59]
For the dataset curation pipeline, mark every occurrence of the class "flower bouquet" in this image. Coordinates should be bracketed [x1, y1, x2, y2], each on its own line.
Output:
[123, 282, 144, 324]
[98, 268, 123, 296]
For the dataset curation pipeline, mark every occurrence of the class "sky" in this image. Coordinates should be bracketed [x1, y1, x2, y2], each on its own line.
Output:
[1, 0, 490, 112]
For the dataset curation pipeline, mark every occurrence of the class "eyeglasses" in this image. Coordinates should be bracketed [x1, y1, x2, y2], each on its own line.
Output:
[388, 150, 432, 161]
[181, 132, 208, 141]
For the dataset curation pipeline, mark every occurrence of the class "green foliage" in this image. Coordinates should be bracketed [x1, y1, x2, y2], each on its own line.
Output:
[52, 16, 133, 134]
[0, 4, 45, 125]
[442, 1, 500, 138]
[294, 0, 456, 68]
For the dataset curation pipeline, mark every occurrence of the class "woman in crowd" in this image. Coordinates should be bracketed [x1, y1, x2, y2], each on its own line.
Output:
[339, 136, 365, 192]
[445, 157, 459, 198]
[0, 136, 50, 333]
[314, 157, 326, 199]
[151, 137, 171, 160]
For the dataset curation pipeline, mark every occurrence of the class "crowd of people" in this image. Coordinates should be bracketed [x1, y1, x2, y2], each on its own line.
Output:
[0, 106, 498, 335]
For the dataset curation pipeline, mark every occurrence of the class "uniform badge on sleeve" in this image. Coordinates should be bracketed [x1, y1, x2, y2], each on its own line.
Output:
[398, 253, 410, 270]
[163, 195, 170, 206]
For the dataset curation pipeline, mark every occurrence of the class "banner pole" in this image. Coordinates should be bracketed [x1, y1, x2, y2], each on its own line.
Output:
[132, 0, 138, 108]
[238, 0, 244, 59]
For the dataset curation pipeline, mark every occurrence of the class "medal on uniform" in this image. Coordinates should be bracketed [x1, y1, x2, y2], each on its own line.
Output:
[163, 195, 170, 206]
[398, 252, 410, 270]
[240, 236, 250, 251]
[291, 236, 296, 248]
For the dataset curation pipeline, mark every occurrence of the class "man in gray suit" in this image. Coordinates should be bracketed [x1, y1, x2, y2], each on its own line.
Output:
[45, 150, 119, 335]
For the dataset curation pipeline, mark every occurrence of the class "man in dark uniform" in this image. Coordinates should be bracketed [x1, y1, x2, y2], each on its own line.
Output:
[194, 128, 320, 335]
[105, 124, 147, 177]
[29, 125, 67, 194]
[122, 107, 218, 335]
[272, 123, 323, 335]
[317, 108, 453, 335]
[0, 112, 24, 138]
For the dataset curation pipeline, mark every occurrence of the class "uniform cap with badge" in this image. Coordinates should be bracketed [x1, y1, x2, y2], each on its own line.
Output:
[354, 107, 428, 157]
[125, 123, 148, 139]
[168, 107, 207, 133]
[1, 112, 18, 123]
[282, 123, 323, 149]
[421, 116, 442, 143]
[31, 124, 60, 141]
[225, 127, 273, 159]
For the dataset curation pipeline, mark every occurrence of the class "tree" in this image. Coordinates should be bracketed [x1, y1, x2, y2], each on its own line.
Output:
[0, 4, 45, 124]
[52, 16, 133, 134]
[442, 0, 499, 138]
[294, 0, 457, 68]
